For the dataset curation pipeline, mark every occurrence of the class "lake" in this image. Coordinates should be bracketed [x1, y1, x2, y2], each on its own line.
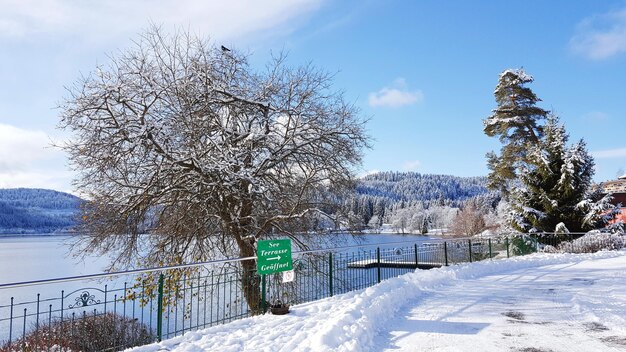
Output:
[0, 235, 110, 284]
[0, 232, 438, 343]
[0, 233, 436, 284]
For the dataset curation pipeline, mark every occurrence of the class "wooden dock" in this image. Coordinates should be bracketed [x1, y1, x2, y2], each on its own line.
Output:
[347, 259, 442, 270]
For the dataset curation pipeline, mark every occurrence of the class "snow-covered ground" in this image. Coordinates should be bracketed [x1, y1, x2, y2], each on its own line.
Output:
[130, 250, 626, 352]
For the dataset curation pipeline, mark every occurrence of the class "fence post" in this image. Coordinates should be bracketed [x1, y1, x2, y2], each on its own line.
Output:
[505, 237, 510, 258]
[329, 253, 334, 297]
[156, 273, 164, 342]
[468, 239, 472, 263]
[376, 247, 381, 283]
[488, 238, 492, 259]
[8, 297, 13, 347]
[444, 242, 449, 266]
[414, 244, 419, 268]
[60, 290, 64, 324]
[261, 274, 267, 313]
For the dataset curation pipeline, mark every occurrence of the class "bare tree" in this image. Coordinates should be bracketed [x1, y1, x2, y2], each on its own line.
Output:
[450, 203, 486, 236]
[58, 27, 369, 312]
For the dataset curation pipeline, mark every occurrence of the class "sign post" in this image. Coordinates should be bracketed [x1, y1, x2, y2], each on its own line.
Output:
[257, 239, 293, 275]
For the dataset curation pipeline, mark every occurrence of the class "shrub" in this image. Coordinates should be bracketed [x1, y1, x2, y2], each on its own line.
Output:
[541, 244, 559, 253]
[1, 312, 154, 352]
[510, 235, 536, 255]
[556, 232, 625, 253]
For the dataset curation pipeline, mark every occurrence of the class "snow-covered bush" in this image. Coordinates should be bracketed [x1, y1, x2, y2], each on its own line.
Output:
[541, 244, 559, 253]
[554, 222, 569, 234]
[556, 232, 625, 253]
[1, 312, 153, 352]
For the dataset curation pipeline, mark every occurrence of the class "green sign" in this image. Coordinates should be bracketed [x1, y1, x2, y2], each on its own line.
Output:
[257, 239, 293, 275]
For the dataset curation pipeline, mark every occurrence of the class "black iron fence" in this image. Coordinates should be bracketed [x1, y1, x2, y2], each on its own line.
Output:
[0, 231, 623, 351]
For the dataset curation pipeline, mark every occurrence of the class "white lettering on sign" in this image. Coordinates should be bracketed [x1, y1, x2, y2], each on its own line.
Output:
[260, 262, 290, 271]
[259, 249, 288, 256]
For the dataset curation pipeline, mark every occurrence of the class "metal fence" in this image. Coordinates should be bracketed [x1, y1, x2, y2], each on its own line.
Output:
[0, 232, 623, 351]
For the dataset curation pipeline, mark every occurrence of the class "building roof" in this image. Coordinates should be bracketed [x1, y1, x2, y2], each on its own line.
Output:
[600, 178, 626, 194]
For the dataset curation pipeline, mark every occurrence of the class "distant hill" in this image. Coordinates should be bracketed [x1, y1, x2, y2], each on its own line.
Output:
[341, 171, 496, 229]
[0, 188, 83, 234]
[357, 171, 489, 202]
[0, 174, 492, 234]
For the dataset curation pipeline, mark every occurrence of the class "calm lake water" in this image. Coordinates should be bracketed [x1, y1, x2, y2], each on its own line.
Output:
[0, 235, 114, 284]
[0, 233, 435, 284]
[0, 233, 436, 343]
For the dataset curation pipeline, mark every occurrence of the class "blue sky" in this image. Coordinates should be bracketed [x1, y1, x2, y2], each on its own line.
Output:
[1, 0, 625, 192]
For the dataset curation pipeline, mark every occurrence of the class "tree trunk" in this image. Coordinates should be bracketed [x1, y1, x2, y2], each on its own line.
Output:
[234, 183, 262, 314]
[239, 239, 262, 314]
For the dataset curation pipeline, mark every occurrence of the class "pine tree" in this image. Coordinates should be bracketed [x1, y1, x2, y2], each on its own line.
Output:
[577, 192, 623, 232]
[509, 117, 595, 232]
[483, 69, 549, 196]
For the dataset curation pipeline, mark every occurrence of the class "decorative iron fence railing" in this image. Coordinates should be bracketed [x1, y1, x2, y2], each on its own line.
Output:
[0, 231, 623, 351]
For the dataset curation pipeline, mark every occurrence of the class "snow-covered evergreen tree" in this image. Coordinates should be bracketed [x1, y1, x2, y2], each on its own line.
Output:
[509, 117, 595, 232]
[483, 69, 549, 197]
[577, 192, 623, 232]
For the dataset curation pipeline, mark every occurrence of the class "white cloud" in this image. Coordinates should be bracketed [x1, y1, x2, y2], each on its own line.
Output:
[368, 78, 424, 108]
[570, 6, 626, 60]
[401, 160, 421, 172]
[0, 123, 71, 190]
[0, 169, 74, 193]
[592, 147, 626, 159]
[0, 0, 323, 42]
[0, 123, 50, 170]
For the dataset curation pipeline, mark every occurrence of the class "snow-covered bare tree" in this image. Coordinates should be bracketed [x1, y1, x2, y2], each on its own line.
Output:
[58, 28, 369, 312]
[450, 202, 486, 236]
[428, 205, 458, 234]
[483, 69, 548, 197]
[390, 207, 411, 234]
[480, 199, 520, 234]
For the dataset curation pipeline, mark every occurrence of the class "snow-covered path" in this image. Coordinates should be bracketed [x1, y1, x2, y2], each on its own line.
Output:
[130, 251, 626, 352]
[375, 255, 626, 351]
